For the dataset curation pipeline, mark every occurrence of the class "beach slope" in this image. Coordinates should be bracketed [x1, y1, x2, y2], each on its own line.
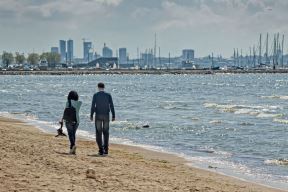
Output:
[0, 117, 285, 192]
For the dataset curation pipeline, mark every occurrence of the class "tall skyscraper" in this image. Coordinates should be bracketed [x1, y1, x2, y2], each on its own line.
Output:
[67, 39, 74, 63]
[59, 40, 66, 63]
[83, 41, 92, 62]
[119, 48, 127, 64]
[51, 47, 59, 54]
[141, 52, 153, 66]
[102, 43, 113, 58]
[182, 49, 195, 60]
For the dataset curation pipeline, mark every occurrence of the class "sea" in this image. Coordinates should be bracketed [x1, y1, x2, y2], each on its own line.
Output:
[0, 74, 287, 190]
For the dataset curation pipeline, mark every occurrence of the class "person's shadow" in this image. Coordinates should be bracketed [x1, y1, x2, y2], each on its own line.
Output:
[54, 151, 74, 155]
[87, 154, 107, 157]
[54, 151, 108, 157]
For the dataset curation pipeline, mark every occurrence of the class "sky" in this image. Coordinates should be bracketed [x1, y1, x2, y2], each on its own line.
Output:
[0, 0, 288, 58]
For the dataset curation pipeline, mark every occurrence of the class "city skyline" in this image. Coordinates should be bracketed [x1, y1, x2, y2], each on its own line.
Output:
[0, 0, 288, 58]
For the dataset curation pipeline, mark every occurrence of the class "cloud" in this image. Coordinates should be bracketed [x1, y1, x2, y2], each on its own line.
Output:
[0, 0, 288, 57]
[155, 1, 227, 30]
[147, 0, 288, 34]
[0, 0, 122, 24]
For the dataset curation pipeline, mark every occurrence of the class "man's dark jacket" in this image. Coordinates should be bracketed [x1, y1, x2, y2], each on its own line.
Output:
[90, 91, 115, 120]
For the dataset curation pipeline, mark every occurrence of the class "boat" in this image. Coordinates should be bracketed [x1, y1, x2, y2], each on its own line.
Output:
[39, 59, 48, 70]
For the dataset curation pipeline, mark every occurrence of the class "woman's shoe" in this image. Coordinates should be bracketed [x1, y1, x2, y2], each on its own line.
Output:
[71, 146, 76, 155]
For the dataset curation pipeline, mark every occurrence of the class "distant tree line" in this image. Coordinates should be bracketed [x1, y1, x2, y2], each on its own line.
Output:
[1, 52, 61, 67]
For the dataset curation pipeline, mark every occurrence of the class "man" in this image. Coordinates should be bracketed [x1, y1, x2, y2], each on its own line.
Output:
[90, 82, 115, 155]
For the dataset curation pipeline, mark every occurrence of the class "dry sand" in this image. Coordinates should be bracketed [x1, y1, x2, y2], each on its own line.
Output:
[0, 117, 286, 192]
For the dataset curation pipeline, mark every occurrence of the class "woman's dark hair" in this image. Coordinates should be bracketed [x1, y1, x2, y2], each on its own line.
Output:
[67, 91, 79, 101]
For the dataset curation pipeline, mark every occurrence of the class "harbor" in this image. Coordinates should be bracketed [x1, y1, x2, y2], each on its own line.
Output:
[2, 68, 288, 75]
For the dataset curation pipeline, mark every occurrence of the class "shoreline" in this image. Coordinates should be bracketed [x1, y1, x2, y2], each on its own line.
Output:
[0, 116, 286, 192]
[2, 69, 288, 75]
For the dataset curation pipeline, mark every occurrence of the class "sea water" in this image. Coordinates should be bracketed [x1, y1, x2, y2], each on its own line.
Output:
[0, 74, 287, 190]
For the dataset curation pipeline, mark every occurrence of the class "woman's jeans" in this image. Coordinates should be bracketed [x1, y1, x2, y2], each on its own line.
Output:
[65, 122, 79, 149]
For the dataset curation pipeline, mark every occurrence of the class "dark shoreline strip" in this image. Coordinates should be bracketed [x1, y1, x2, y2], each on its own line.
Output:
[1, 69, 288, 75]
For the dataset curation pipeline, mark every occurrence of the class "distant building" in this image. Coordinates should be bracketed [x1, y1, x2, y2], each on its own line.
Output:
[141, 53, 154, 67]
[88, 50, 94, 62]
[0, 56, 2, 67]
[102, 43, 113, 58]
[67, 39, 74, 63]
[94, 52, 101, 60]
[83, 42, 92, 62]
[87, 57, 118, 69]
[182, 49, 194, 61]
[119, 48, 127, 64]
[59, 40, 66, 63]
[51, 47, 59, 54]
[73, 58, 85, 65]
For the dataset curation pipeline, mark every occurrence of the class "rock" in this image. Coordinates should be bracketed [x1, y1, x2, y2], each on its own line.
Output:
[208, 165, 218, 169]
[86, 168, 96, 179]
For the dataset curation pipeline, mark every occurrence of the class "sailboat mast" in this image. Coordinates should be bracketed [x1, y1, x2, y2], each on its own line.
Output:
[211, 53, 214, 69]
[277, 33, 280, 65]
[253, 46, 256, 68]
[240, 49, 243, 67]
[137, 47, 139, 66]
[259, 33, 262, 65]
[282, 34, 284, 68]
[158, 47, 161, 66]
[168, 52, 171, 67]
[233, 48, 236, 66]
[237, 48, 239, 66]
[273, 34, 276, 69]
[249, 47, 252, 67]
[265, 33, 269, 64]
[154, 33, 157, 68]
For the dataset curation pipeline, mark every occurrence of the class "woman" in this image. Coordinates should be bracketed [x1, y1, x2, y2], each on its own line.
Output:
[60, 91, 82, 154]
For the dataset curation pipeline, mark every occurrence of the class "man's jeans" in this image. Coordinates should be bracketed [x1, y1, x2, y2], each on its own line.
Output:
[65, 122, 79, 149]
[95, 115, 110, 153]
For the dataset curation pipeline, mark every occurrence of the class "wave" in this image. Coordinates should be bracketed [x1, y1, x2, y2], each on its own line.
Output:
[204, 103, 282, 118]
[194, 148, 232, 157]
[181, 116, 200, 121]
[158, 101, 191, 110]
[238, 122, 255, 126]
[112, 120, 150, 130]
[264, 159, 288, 166]
[273, 118, 288, 124]
[262, 95, 288, 100]
[209, 120, 222, 124]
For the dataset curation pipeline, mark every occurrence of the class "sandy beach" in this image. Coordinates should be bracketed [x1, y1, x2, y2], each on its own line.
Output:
[0, 117, 285, 192]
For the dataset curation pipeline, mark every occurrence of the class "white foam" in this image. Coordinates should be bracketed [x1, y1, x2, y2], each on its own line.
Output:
[273, 118, 288, 124]
[262, 95, 288, 100]
[209, 120, 222, 124]
[257, 113, 282, 118]
[204, 103, 282, 118]
[264, 159, 288, 166]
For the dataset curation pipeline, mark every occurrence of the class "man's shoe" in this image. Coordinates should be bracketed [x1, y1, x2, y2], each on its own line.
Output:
[104, 150, 108, 155]
[98, 150, 104, 156]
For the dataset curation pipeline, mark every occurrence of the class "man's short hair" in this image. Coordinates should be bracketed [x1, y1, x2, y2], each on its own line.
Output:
[98, 82, 105, 89]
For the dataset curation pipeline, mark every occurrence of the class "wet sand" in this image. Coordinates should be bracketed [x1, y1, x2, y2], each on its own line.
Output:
[0, 117, 285, 192]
